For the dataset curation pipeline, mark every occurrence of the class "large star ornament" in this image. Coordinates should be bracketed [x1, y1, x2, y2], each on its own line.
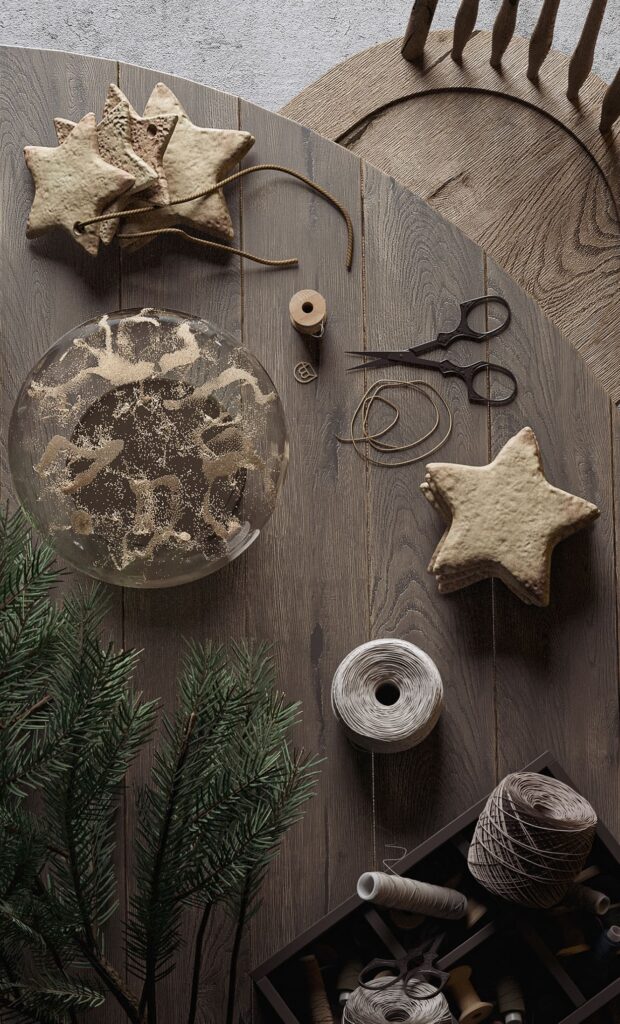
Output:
[24, 113, 135, 255]
[119, 82, 254, 246]
[420, 427, 599, 606]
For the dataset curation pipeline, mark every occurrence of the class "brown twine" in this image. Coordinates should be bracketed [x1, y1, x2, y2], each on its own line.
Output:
[74, 163, 354, 271]
[337, 379, 453, 467]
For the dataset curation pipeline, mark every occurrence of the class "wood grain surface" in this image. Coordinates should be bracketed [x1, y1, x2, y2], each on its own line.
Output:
[280, 31, 620, 405]
[1, 44, 619, 1024]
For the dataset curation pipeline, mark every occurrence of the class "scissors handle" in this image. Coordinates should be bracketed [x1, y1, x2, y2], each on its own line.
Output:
[458, 359, 518, 405]
[416, 294, 511, 354]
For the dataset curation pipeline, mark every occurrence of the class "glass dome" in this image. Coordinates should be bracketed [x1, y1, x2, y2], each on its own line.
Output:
[9, 308, 288, 587]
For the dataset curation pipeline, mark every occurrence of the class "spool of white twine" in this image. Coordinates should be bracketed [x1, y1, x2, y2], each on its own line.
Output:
[357, 872, 467, 920]
[343, 979, 452, 1024]
[468, 772, 597, 909]
[331, 639, 443, 753]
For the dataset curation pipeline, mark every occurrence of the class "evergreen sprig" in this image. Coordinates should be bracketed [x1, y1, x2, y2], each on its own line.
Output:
[0, 509, 318, 1023]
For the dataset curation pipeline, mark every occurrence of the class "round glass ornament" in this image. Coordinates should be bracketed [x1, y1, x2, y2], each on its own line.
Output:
[9, 308, 288, 587]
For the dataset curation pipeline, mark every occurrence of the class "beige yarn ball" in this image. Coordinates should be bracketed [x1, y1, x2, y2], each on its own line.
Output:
[468, 772, 597, 909]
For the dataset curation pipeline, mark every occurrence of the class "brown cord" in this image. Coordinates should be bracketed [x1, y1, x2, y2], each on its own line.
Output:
[338, 378, 453, 467]
[75, 163, 354, 271]
[119, 228, 298, 268]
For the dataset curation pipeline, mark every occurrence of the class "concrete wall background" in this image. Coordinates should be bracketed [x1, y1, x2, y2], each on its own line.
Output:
[1, 1, 618, 111]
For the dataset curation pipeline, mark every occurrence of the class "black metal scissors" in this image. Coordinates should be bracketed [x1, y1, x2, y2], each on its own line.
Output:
[358, 932, 449, 998]
[347, 294, 517, 406]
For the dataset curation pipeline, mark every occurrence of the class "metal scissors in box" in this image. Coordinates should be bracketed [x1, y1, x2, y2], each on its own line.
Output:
[347, 294, 517, 406]
[359, 932, 449, 997]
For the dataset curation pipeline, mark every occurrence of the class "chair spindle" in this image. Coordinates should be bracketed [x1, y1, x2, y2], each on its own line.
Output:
[528, 0, 562, 81]
[490, 0, 520, 70]
[600, 67, 620, 132]
[567, 0, 608, 101]
[402, 0, 440, 61]
[452, 0, 480, 62]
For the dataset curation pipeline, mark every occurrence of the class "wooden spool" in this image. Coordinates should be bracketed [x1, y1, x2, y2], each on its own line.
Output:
[301, 954, 335, 1024]
[446, 965, 493, 1024]
[289, 289, 327, 337]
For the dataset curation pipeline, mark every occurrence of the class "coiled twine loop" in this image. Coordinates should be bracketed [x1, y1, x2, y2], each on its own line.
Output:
[331, 639, 443, 753]
[468, 772, 597, 909]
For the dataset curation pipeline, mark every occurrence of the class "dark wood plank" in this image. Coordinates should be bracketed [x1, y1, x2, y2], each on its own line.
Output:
[237, 100, 371, 1016]
[117, 63, 244, 1024]
[0, 46, 126, 1024]
[486, 254, 620, 836]
[361, 171, 496, 851]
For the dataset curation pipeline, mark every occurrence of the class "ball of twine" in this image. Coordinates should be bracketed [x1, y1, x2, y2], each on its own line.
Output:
[343, 979, 452, 1024]
[331, 639, 443, 753]
[468, 772, 597, 909]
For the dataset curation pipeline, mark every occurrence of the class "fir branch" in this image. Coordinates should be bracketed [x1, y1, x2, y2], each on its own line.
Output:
[186, 904, 212, 1024]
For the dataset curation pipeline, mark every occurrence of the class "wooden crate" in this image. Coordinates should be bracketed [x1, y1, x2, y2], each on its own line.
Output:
[252, 754, 620, 1023]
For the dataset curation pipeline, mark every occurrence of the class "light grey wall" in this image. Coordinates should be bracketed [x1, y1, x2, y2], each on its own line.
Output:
[1, 1, 617, 111]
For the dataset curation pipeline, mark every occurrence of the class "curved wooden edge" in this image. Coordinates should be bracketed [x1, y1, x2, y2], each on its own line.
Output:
[279, 31, 620, 197]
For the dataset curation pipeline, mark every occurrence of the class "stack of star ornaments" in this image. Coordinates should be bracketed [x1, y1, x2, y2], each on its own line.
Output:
[421, 427, 599, 606]
[24, 83, 254, 256]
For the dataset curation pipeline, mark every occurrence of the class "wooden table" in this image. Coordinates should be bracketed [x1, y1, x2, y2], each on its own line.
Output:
[1, 46, 619, 1024]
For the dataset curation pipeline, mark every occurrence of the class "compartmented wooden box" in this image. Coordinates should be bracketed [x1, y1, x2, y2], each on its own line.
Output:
[252, 754, 620, 1023]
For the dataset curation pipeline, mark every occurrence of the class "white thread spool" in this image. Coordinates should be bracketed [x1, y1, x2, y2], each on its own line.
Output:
[566, 883, 610, 915]
[467, 772, 597, 909]
[289, 289, 327, 338]
[331, 639, 443, 753]
[343, 979, 452, 1024]
[357, 872, 467, 920]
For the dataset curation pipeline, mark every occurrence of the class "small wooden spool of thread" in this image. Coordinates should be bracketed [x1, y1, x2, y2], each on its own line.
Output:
[446, 966, 493, 1024]
[289, 289, 327, 338]
[496, 976, 525, 1024]
[357, 872, 468, 921]
[337, 960, 363, 1006]
[567, 883, 610, 916]
[300, 954, 335, 1024]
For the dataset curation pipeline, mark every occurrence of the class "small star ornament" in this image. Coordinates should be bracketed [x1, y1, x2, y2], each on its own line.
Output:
[119, 82, 254, 246]
[54, 100, 159, 244]
[102, 84, 177, 206]
[24, 113, 135, 255]
[421, 426, 599, 606]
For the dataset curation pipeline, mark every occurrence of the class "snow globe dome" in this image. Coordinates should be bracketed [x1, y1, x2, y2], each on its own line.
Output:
[9, 308, 288, 587]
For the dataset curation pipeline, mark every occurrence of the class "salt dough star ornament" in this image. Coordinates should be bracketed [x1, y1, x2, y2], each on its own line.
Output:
[54, 100, 159, 244]
[102, 84, 178, 206]
[120, 82, 254, 246]
[24, 113, 135, 255]
[421, 427, 599, 606]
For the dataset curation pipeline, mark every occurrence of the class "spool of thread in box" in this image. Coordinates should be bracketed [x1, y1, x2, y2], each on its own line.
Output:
[357, 871, 467, 920]
[289, 289, 327, 338]
[337, 961, 363, 1006]
[567, 883, 610, 916]
[343, 980, 451, 1024]
[496, 976, 525, 1024]
[594, 925, 620, 960]
[300, 954, 335, 1024]
[446, 966, 493, 1024]
[332, 639, 443, 753]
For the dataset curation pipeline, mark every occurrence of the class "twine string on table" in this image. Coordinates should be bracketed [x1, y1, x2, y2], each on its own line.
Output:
[467, 772, 597, 909]
[337, 379, 453, 467]
[357, 872, 467, 920]
[343, 978, 452, 1024]
[75, 163, 354, 271]
[331, 639, 444, 753]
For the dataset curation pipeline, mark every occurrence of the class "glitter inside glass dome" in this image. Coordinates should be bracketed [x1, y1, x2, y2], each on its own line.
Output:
[9, 308, 288, 587]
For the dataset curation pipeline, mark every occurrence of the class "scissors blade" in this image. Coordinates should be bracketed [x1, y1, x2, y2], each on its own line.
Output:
[346, 350, 418, 372]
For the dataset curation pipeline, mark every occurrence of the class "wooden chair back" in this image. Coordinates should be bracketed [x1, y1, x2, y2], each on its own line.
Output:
[402, 0, 619, 131]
